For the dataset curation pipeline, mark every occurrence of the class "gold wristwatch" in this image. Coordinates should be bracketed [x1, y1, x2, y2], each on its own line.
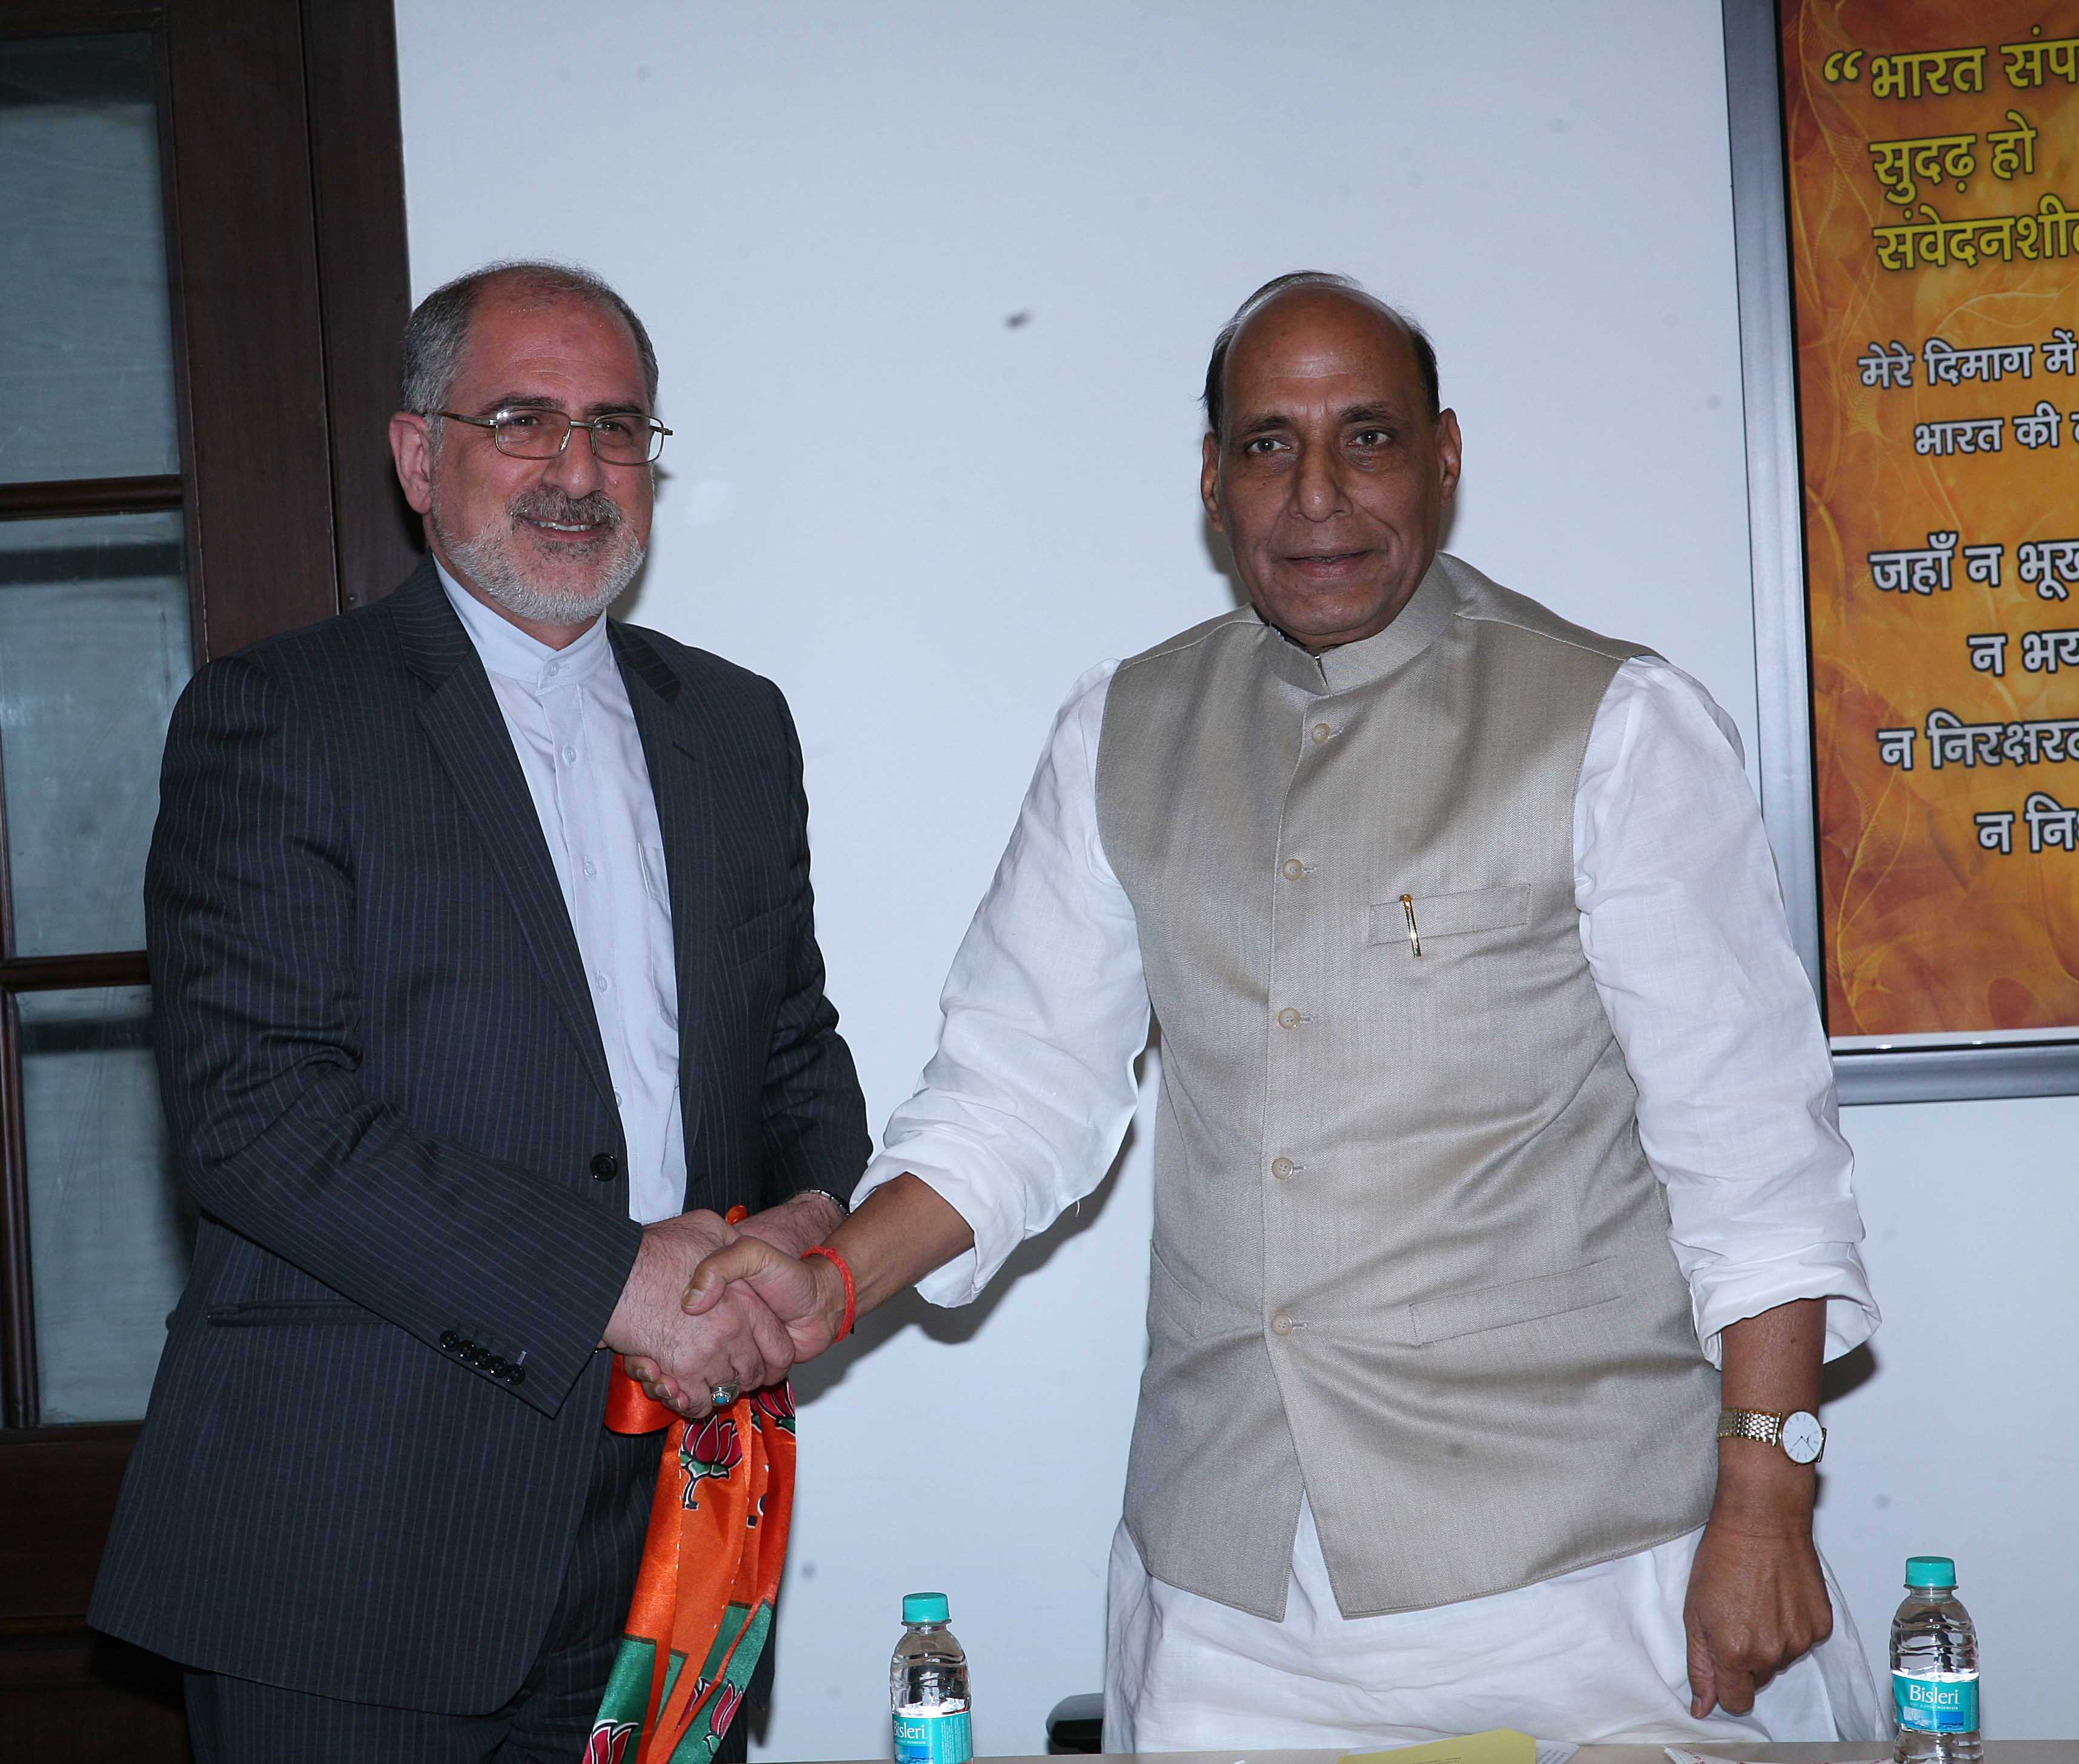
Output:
[1716, 1407, 1826, 1465]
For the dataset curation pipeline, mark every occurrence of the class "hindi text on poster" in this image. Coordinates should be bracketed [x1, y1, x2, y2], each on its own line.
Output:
[1783, 0, 2079, 1041]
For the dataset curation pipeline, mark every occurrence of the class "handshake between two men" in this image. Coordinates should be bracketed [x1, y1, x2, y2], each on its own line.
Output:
[602, 1173, 972, 1418]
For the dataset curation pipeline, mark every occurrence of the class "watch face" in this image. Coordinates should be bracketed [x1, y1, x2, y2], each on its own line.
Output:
[1782, 1410, 1826, 1464]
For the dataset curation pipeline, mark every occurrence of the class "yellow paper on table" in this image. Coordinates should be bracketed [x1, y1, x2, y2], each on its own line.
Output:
[1341, 1729, 1537, 1764]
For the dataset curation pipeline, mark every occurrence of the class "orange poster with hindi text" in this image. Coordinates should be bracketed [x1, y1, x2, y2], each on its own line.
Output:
[1782, 0, 2079, 1041]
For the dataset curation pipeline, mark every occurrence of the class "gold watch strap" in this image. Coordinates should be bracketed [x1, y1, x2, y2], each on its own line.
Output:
[1716, 1408, 1786, 1445]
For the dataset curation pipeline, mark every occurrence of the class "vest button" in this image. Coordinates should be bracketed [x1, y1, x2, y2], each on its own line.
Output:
[1270, 1311, 1297, 1335]
[1310, 722, 1334, 744]
[1270, 1156, 1296, 1180]
[1276, 1007, 1301, 1029]
[1280, 858, 1305, 881]
[590, 1153, 620, 1181]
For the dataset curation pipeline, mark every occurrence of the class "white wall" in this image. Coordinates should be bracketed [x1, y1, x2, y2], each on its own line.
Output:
[395, 2, 2075, 1749]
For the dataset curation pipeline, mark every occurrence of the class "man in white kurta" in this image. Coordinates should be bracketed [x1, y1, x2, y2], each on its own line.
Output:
[856, 637, 1884, 1745]
[680, 273, 1885, 1745]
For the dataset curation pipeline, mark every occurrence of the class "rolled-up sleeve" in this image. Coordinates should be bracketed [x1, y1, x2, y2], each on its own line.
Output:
[854, 664, 1150, 1304]
[1576, 655, 1879, 1367]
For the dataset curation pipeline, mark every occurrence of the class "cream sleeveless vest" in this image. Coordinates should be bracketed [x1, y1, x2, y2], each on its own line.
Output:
[1095, 554, 1719, 1618]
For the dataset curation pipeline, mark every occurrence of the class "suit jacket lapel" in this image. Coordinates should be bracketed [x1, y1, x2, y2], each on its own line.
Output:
[610, 623, 716, 1158]
[390, 562, 618, 1116]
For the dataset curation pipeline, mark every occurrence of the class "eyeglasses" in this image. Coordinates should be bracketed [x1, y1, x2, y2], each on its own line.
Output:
[433, 406, 671, 465]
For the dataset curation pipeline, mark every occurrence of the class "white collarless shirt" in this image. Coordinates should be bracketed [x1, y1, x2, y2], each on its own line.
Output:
[437, 563, 686, 1224]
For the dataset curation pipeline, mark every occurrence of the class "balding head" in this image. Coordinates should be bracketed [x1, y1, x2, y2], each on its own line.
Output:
[400, 259, 658, 420]
[1199, 271, 1461, 652]
[1204, 271, 1439, 440]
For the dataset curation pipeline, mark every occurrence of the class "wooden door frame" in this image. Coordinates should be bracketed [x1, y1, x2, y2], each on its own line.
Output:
[0, 1, 415, 1747]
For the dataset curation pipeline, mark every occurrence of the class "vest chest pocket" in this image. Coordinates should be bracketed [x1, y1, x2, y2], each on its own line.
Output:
[1366, 884, 1532, 948]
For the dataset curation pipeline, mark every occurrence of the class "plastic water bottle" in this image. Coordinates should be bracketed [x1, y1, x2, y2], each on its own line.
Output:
[892, 1591, 972, 1764]
[1891, 1555, 1982, 1764]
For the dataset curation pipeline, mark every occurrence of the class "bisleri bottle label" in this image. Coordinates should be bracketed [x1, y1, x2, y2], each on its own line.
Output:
[1894, 1671, 1979, 1732]
[894, 1707, 972, 1764]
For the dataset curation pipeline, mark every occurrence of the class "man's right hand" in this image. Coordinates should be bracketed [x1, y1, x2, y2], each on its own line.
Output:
[600, 1211, 799, 1416]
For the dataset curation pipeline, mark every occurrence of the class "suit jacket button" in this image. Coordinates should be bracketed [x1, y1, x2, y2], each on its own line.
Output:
[440, 1331, 460, 1351]
[590, 1153, 620, 1181]
[508, 1364, 527, 1387]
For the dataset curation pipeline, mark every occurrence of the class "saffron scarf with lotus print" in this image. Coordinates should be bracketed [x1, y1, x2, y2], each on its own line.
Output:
[586, 1361, 797, 1764]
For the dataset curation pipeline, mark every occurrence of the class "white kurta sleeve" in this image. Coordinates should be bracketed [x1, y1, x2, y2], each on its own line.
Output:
[854, 663, 1150, 1305]
[1575, 655, 1879, 1368]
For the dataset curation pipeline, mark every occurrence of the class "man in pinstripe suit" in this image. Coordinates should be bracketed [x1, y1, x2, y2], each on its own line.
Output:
[88, 262, 867, 1762]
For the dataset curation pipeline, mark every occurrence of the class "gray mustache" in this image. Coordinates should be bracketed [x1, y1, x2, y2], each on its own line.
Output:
[509, 489, 623, 529]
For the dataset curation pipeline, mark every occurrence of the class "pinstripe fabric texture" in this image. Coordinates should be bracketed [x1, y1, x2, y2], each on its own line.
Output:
[182, 1427, 677, 1762]
[88, 557, 868, 1715]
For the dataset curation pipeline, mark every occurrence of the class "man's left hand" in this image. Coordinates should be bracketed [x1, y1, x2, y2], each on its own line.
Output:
[1683, 1514, 1833, 1718]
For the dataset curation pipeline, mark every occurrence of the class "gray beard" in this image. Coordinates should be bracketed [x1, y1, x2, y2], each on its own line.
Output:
[433, 488, 646, 626]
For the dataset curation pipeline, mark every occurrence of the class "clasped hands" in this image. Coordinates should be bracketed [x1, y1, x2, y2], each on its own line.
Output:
[602, 1192, 844, 1420]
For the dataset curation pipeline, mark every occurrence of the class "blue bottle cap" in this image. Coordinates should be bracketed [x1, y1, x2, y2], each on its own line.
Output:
[903, 1592, 950, 1624]
[1905, 1556, 1957, 1588]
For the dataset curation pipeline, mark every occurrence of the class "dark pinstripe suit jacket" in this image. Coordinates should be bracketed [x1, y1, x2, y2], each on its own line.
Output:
[88, 558, 868, 1712]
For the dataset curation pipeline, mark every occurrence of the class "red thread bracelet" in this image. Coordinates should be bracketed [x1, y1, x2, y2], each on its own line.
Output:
[801, 1244, 855, 1342]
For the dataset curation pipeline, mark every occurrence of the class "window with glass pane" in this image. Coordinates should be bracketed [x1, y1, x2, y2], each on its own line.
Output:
[18, 986, 189, 1424]
[0, 513, 190, 958]
[0, 34, 179, 485]
[0, 33, 194, 1428]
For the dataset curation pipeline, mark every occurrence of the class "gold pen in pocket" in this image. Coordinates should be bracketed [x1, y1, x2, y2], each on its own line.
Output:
[1400, 893, 1422, 957]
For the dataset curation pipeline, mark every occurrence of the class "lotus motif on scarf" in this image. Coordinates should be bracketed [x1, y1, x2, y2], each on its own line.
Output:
[680, 1413, 744, 1507]
[708, 1679, 746, 1739]
[585, 1718, 639, 1763]
[751, 1384, 796, 1433]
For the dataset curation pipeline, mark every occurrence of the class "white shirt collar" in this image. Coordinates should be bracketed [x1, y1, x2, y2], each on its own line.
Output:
[434, 556, 612, 695]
